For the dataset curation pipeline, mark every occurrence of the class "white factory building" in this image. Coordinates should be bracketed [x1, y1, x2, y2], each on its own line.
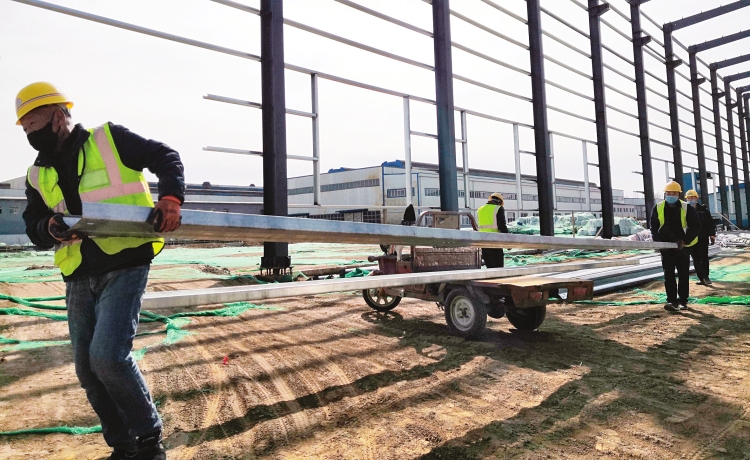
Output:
[288, 160, 634, 225]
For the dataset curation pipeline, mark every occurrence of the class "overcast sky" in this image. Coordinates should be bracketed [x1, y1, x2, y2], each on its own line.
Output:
[2, 0, 749, 200]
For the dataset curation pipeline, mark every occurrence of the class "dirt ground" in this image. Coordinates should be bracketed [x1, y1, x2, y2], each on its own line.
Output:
[1, 251, 750, 459]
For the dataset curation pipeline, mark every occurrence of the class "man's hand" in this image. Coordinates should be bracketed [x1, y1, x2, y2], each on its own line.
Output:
[47, 214, 79, 243]
[677, 240, 685, 250]
[148, 197, 181, 233]
[710, 236, 716, 245]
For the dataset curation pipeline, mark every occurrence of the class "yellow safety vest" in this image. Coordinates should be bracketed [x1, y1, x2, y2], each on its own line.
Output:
[27, 123, 164, 276]
[477, 203, 502, 233]
[656, 200, 698, 248]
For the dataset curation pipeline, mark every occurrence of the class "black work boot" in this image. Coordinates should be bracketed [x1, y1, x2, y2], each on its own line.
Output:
[105, 448, 139, 460]
[138, 430, 166, 460]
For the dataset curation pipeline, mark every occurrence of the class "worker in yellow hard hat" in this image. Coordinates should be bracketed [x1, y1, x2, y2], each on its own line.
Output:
[16, 82, 184, 460]
[477, 192, 509, 268]
[685, 189, 716, 286]
[649, 181, 701, 312]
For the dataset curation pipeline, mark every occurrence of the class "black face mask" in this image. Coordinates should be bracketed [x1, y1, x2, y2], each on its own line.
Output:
[26, 118, 59, 153]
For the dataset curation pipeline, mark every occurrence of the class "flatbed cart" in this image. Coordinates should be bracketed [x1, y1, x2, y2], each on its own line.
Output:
[362, 211, 595, 338]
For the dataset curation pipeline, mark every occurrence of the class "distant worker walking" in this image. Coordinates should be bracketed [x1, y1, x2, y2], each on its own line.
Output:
[650, 181, 701, 312]
[685, 189, 716, 286]
[477, 192, 509, 268]
[17, 82, 184, 460]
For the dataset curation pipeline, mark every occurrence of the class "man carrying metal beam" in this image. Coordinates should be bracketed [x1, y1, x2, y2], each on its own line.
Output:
[685, 189, 716, 286]
[477, 193, 509, 268]
[650, 181, 701, 312]
[15, 82, 183, 460]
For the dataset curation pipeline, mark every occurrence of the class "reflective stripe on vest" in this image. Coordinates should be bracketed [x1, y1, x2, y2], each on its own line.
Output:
[27, 124, 164, 276]
[656, 200, 698, 248]
[477, 204, 500, 233]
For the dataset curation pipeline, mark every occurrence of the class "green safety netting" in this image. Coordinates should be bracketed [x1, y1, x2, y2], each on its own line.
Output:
[0, 243, 377, 283]
[0, 425, 102, 436]
[0, 295, 282, 358]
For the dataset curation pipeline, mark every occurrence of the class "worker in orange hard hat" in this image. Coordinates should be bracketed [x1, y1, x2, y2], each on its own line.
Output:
[477, 192, 509, 268]
[16, 82, 184, 460]
[650, 181, 701, 312]
[685, 189, 716, 286]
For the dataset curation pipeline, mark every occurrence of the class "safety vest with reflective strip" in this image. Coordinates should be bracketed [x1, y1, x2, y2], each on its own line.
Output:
[477, 203, 502, 233]
[656, 200, 698, 248]
[26, 123, 164, 276]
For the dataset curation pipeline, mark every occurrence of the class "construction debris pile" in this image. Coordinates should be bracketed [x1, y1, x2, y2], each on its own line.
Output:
[508, 213, 645, 237]
[716, 232, 750, 248]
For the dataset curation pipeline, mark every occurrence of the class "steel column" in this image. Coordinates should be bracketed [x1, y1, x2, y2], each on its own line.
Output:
[582, 141, 591, 212]
[688, 52, 710, 205]
[311, 73, 321, 206]
[513, 124, 523, 213]
[260, 0, 290, 273]
[710, 69, 730, 218]
[740, 90, 750, 225]
[663, 27, 684, 188]
[403, 97, 413, 207]
[431, 0, 459, 212]
[460, 111, 470, 209]
[588, 0, 614, 238]
[526, 0, 555, 236]
[629, 1, 655, 228]
[724, 80, 745, 225]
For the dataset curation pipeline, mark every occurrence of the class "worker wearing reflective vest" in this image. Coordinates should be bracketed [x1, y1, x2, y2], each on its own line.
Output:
[685, 189, 716, 286]
[650, 181, 701, 312]
[17, 82, 184, 460]
[477, 192, 509, 268]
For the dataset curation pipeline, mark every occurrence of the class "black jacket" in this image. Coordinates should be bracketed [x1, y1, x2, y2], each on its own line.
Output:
[490, 203, 509, 233]
[694, 203, 716, 240]
[23, 123, 185, 278]
[650, 201, 701, 246]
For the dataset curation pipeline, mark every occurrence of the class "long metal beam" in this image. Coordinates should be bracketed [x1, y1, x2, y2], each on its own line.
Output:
[141, 258, 638, 310]
[691, 30, 750, 54]
[432, 0, 459, 212]
[666, 1, 750, 31]
[588, 0, 614, 239]
[64, 203, 678, 251]
[527, 0, 555, 236]
[712, 52, 750, 70]
[711, 68, 731, 217]
[630, 1, 655, 226]
[260, 0, 290, 273]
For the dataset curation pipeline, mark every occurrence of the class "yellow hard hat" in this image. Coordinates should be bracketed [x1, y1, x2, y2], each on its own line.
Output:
[489, 192, 504, 204]
[685, 189, 699, 198]
[15, 82, 73, 125]
[663, 181, 682, 193]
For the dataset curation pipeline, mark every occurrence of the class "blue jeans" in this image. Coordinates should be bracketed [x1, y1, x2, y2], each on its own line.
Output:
[66, 265, 161, 450]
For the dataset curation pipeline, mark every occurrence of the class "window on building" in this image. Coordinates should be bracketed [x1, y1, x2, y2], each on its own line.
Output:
[522, 194, 539, 201]
[425, 188, 440, 197]
[288, 186, 314, 196]
[9, 207, 19, 214]
[386, 187, 415, 198]
[323, 179, 380, 192]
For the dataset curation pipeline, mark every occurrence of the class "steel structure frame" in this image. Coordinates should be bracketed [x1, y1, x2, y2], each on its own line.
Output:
[9, 0, 750, 238]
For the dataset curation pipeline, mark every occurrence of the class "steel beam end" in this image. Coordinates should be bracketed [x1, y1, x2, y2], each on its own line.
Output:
[668, 58, 683, 69]
[589, 3, 610, 16]
[635, 35, 652, 47]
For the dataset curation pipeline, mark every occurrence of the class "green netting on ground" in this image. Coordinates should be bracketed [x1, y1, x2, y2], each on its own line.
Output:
[576, 289, 750, 307]
[0, 295, 282, 356]
[707, 264, 750, 283]
[0, 244, 378, 283]
[0, 425, 102, 436]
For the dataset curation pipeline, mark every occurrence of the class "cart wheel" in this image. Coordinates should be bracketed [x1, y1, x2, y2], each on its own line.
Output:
[444, 288, 487, 339]
[362, 289, 402, 312]
[506, 305, 546, 331]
